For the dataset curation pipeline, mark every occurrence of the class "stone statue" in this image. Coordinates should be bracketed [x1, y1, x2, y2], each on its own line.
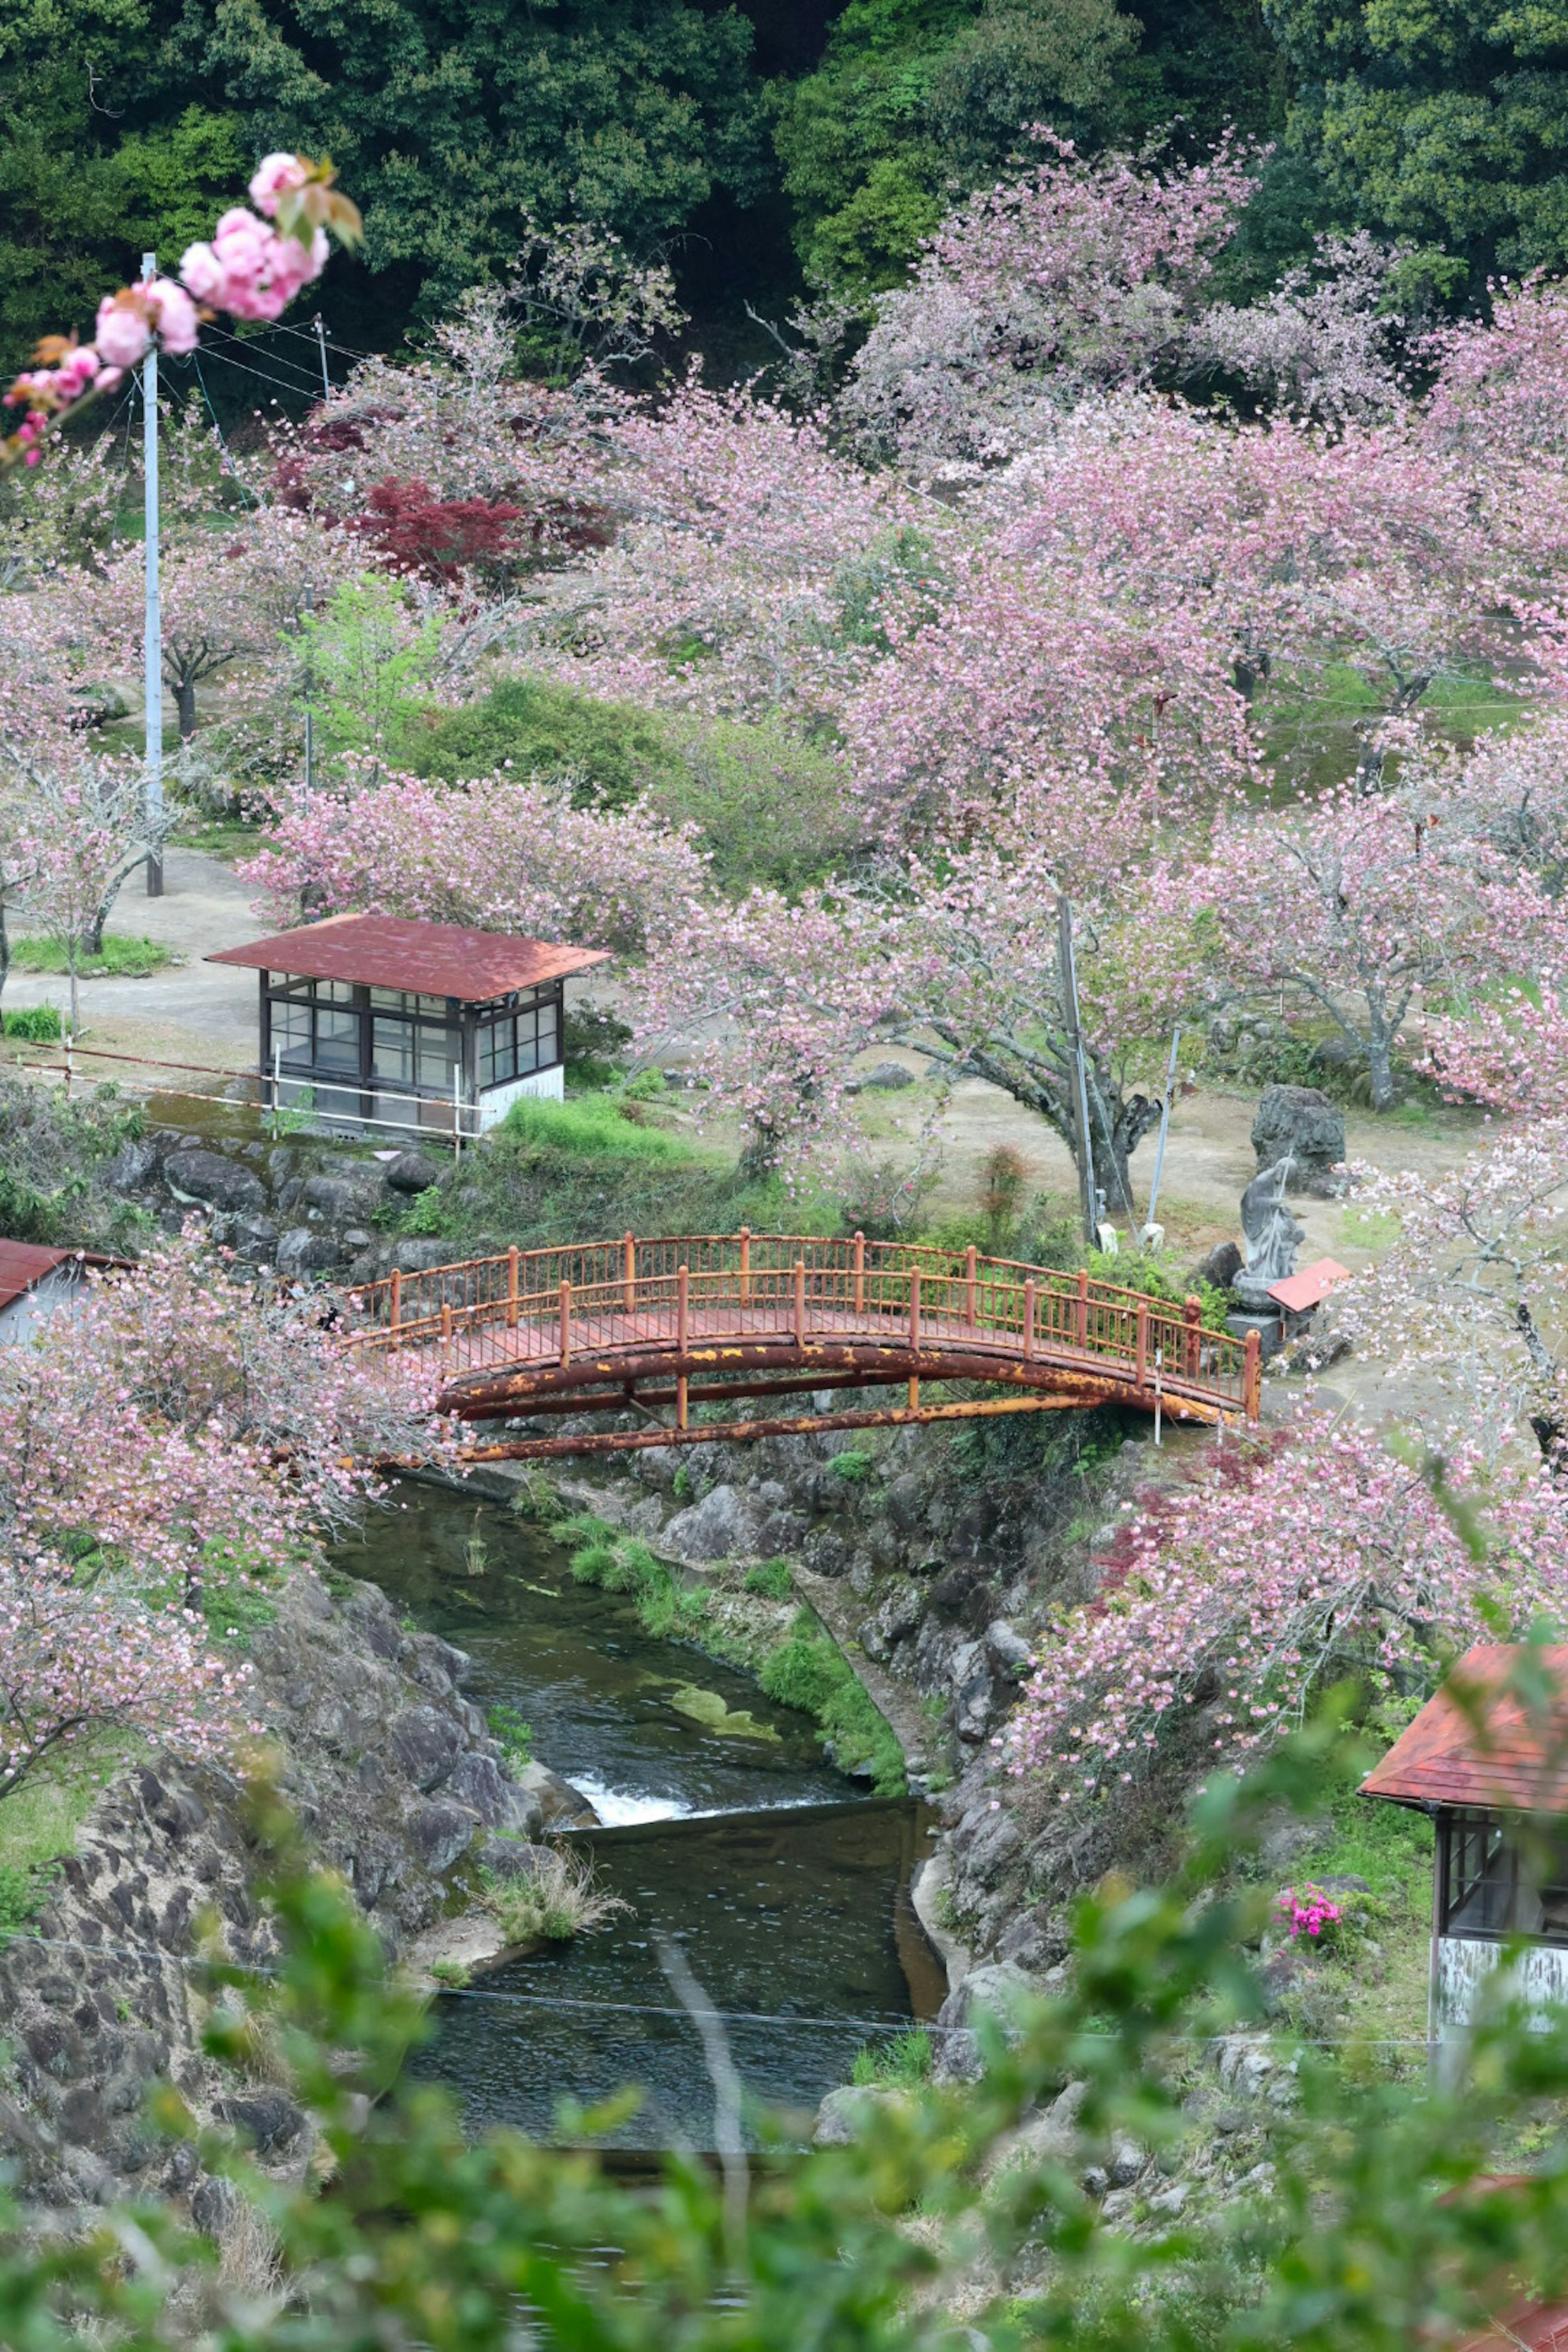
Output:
[1233, 1154, 1305, 1311]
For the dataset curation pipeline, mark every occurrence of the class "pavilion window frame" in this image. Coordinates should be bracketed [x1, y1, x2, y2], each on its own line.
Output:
[1437, 1806, 1568, 1947]
[257, 969, 567, 1121]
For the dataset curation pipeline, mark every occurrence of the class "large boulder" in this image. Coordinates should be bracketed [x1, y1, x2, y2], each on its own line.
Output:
[300, 1172, 382, 1225]
[385, 1705, 465, 1792]
[384, 1148, 446, 1196]
[163, 1149, 266, 1216]
[662, 1483, 761, 1562]
[1250, 1086, 1346, 1196]
[276, 1227, 346, 1278]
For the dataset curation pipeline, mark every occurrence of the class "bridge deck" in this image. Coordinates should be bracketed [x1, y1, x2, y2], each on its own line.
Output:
[345, 1232, 1259, 1454]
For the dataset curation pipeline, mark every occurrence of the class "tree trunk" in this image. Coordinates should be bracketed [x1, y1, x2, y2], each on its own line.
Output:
[176, 676, 198, 740]
[1365, 1000, 1395, 1111]
[0, 897, 9, 1009]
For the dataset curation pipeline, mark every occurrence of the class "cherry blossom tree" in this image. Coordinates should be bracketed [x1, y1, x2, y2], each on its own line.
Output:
[1186, 230, 1414, 422]
[1424, 980, 1568, 1120]
[242, 764, 711, 958]
[0, 1226, 449, 1797]
[635, 832, 1187, 1205]
[998, 1418, 1568, 1804]
[840, 129, 1261, 470]
[3, 153, 362, 471]
[1164, 773, 1560, 1110]
[1335, 1122, 1568, 1468]
[0, 748, 173, 1031]
[0, 1225, 451, 1615]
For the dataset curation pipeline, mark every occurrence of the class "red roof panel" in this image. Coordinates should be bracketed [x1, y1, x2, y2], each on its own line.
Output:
[0, 1242, 120, 1316]
[207, 914, 609, 1004]
[1361, 1645, 1568, 1814]
[1268, 1257, 1352, 1313]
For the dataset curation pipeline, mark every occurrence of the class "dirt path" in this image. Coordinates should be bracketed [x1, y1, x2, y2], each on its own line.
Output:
[3, 849, 262, 1069]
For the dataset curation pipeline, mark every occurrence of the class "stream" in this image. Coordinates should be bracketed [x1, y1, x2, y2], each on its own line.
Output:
[350, 1486, 943, 2150]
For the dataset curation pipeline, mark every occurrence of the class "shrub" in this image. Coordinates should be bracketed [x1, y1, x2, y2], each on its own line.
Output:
[478, 1846, 630, 1944]
[398, 1185, 452, 1238]
[430, 1958, 471, 1989]
[485, 1702, 532, 1775]
[563, 1004, 634, 1091]
[743, 1559, 792, 1600]
[760, 1609, 906, 1795]
[499, 1095, 696, 1163]
[828, 1450, 873, 1484]
[402, 676, 682, 807]
[850, 2026, 932, 2089]
[0, 1004, 62, 1042]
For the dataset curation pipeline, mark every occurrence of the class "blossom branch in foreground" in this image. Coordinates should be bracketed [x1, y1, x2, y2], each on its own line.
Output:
[2, 154, 362, 470]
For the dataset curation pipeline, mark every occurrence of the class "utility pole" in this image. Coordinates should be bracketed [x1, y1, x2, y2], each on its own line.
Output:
[313, 314, 330, 400]
[301, 582, 316, 802]
[141, 252, 164, 898]
[1057, 896, 1097, 1246]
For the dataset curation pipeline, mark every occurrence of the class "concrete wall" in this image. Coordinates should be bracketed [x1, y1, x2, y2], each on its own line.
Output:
[477, 1062, 565, 1131]
[1436, 1933, 1568, 2033]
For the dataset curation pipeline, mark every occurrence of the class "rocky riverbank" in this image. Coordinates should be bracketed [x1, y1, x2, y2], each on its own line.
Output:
[0, 1565, 586, 2221]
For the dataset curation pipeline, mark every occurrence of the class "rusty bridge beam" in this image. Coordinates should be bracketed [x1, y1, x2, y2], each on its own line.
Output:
[458, 1390, 1165, 1463]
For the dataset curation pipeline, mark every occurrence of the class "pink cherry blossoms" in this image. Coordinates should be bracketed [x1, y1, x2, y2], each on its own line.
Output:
[0, 1227, 451, 1797]
[997, 1421, 1568, 1802]
[2, 153, 361, 470]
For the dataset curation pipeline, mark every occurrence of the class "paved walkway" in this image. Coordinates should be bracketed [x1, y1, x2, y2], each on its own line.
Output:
[3, 849, 263, 1065]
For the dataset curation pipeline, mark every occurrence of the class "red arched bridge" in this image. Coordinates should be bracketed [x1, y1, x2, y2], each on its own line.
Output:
[344, 1232, 1260, 1460]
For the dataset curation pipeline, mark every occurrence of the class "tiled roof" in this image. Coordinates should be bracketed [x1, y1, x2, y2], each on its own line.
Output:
[1361, 1645, 1568, 1814]
[0, 1241, 118, 1316]
[1461, 2305, 1568, 2351]
[1268, 1257, 1352, 1313]
[207, 914, 609, 1004]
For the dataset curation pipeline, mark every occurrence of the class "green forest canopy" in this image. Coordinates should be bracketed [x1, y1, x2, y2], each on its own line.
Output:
[3, 0, 1568, 367]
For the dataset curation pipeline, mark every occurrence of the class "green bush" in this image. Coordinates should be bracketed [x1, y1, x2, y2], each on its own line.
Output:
[851, 2026, 933, 2089]
[485, 1702, 532, 1775]
[743, 1558, 792, 1600]
[0, 1861, 51, 1942]
[760, 1609, 905, 1795]
[0, 1003, 63, 1042]
[398, 1185, 452, 1238]
[402, 676, 682, 807]
[828, 1450, 873, 1485]
[499, 1094, 697, 1162]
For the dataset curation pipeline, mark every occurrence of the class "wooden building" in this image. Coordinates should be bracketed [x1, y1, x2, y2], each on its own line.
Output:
[1361, 1645, 1568, 2044]
[208, 914, 608, 1139]
[0, 1242, 125, 1345]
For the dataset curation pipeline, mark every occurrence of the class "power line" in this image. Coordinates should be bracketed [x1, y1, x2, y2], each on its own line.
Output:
[201, 322, 326, 388]
[187, 345, 325, 403]
[268, 315, 379, 364]
[185, 352, 260, 507]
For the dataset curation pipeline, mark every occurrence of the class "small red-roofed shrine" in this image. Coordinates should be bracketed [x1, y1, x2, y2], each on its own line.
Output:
[207, 914, 608, 1139]
[1267, 1256, 1351, 1316]
[1362, 1646, 1568, 2047]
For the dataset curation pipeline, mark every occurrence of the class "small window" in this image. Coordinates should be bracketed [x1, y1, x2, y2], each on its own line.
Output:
[369, 987, 410, 1013]
[274, 1000, 311, 1065]
[372, 1018, 414, 1086]
[315, 978, 356, 1007]
[416, 1025, 459, 1091]
[315, 1005, 360, 1074]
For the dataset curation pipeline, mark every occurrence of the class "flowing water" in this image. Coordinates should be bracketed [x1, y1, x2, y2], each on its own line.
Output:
[350, 1485, 943, 2149]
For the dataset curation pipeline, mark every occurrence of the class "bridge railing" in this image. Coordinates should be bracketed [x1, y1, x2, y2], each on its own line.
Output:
[344, 1230, 1254, 1416]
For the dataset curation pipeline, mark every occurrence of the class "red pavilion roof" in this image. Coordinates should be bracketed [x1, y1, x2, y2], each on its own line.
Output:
[1361, 1645, 1568, 1816]
[207, 914, 608, 1004]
